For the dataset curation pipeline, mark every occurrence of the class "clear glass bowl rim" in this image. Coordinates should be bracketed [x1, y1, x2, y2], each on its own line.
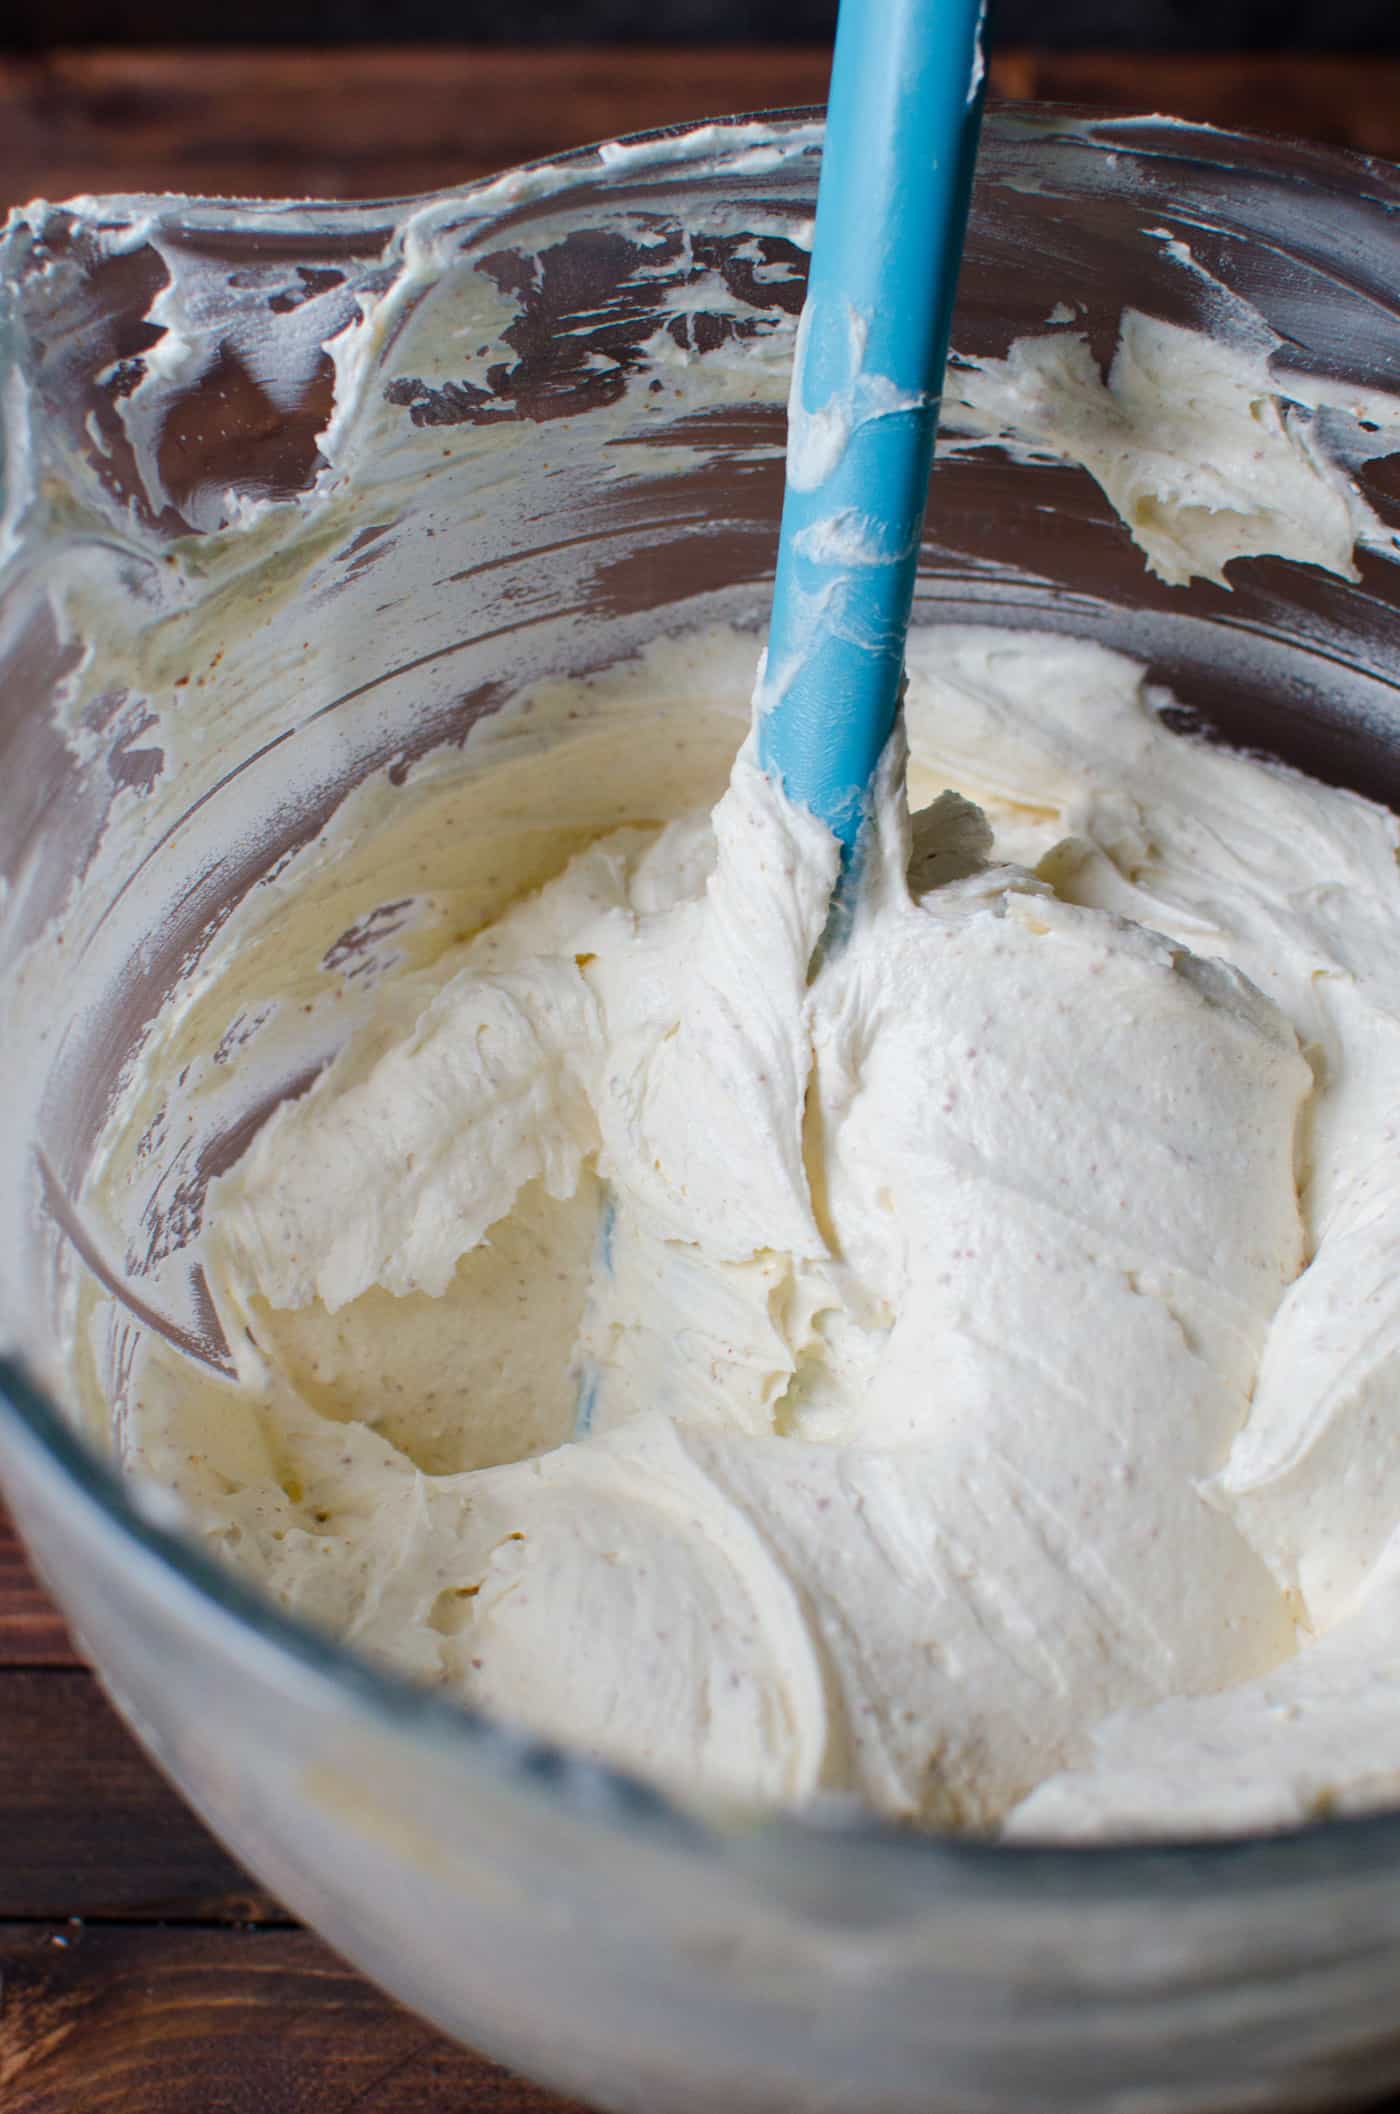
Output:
[4, 101, 1400, 1904]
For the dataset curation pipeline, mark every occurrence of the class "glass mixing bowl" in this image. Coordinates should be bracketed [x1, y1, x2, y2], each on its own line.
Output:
[3, 108, 1400, 2114]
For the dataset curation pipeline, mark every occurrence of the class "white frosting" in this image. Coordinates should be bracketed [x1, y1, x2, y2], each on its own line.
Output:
[784, 298, 930, 495]
[1007, 1555, 1400, 1840]
[107, 622, 1400, 1836]
[945, 311, 1400, 586]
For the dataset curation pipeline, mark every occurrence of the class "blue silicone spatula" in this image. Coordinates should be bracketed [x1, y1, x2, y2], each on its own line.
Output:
[757, 0, 988, 865]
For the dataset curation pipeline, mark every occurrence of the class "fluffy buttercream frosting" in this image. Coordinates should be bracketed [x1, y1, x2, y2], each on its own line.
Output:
[107, 622, 1400, 1837]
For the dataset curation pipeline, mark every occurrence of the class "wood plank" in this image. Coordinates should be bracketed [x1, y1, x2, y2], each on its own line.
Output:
[0, 1922, 588, 2114]
[0, 1506, 78, 1670]
[9, 1924, 1400, 2114]
[0, 45, 837, 208]
[7, 46, 1395, 218]
[0, 1669, 282, 1923]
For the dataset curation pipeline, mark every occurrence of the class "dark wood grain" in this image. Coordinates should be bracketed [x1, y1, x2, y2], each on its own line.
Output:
[2, 47, 1394, 218]
[0, 45, 836, 207]
[0, 1923, 589, 2114]
[0, 1669, 282, 1923]
[0, 1507, 77, 1668]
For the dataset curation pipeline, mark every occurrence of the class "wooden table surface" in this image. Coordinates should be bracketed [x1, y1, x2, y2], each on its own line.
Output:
[1, 44, 1399, 208]
[3, 42, 1400, 2114]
